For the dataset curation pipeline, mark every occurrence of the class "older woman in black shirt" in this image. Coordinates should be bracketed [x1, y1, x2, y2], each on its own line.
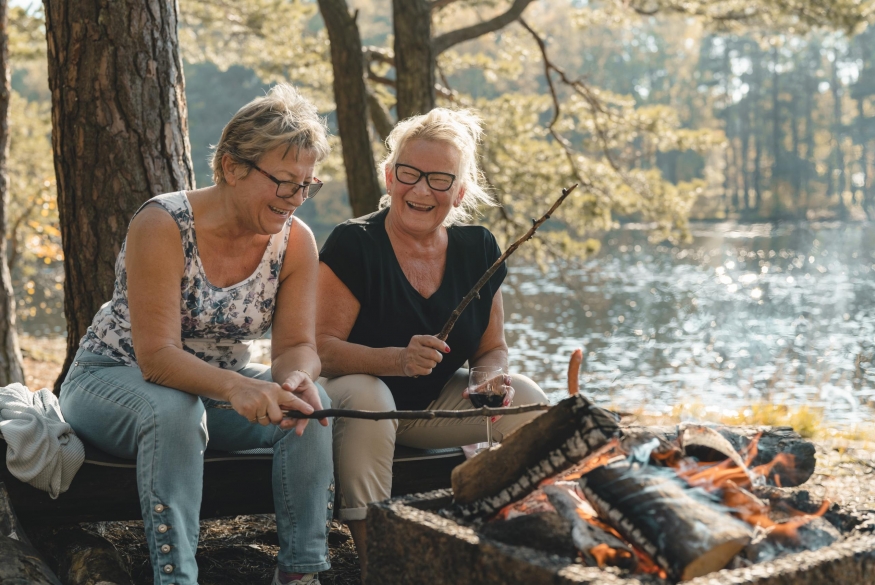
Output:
[316, 108, 548, 573]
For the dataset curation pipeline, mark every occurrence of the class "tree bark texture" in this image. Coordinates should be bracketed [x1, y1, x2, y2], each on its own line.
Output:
[317, 0, 382, 218]
[0, 0, 24, 386]
[43, 0, 195, 390]
[393, 0, 435, 119]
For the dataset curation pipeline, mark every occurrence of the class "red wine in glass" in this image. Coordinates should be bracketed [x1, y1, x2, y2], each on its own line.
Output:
[468, 365, 506, 451]
[468, 393, 506, 408]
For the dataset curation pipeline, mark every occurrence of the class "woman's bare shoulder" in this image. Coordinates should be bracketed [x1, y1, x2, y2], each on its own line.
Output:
[126, 205, 184, 267]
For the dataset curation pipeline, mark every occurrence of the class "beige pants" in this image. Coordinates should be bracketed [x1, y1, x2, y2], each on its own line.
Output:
[320, 370, 548, 520]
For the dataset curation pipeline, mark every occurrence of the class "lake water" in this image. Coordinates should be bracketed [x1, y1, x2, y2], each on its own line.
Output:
[502, 221, 875, 428]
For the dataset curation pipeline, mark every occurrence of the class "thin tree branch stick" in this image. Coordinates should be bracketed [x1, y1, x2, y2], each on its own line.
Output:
[435, 183, 578, 341]
[211, 402, 550, 420]
[283, 403, 550, 420]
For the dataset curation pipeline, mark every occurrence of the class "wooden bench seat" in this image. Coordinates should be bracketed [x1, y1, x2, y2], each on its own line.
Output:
[0, 437, 464, 526]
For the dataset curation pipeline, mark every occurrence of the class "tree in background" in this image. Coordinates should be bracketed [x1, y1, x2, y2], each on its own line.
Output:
[0, 0, 24, 384]
[43, 0, 195, 388]
[181, 0, 874, 256]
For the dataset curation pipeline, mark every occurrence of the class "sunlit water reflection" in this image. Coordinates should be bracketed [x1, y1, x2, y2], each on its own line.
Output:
[503, 222, 875, 428]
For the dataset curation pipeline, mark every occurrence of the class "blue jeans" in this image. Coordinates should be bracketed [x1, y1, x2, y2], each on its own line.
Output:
[59, 348, 334, 585]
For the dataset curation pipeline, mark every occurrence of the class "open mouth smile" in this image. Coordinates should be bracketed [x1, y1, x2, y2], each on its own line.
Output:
[268, 205, 292, 217]
[406, 201, 435, 212]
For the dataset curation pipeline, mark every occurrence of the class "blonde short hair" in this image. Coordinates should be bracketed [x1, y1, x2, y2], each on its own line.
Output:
[211, 84, 330, 185]
[380, 108, 495, 225]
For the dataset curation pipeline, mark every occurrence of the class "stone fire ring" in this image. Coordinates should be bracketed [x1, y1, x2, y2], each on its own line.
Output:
[367, 489, 875, 585]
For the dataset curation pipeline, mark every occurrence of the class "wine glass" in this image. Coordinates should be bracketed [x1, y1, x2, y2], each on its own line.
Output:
[468, 365, 507, 451]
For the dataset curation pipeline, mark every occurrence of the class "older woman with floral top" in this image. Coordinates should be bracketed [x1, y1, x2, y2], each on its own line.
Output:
[59, 84, 333, 585]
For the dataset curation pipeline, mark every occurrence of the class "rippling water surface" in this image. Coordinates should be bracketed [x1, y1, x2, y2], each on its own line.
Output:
[502, 222, 875, 427]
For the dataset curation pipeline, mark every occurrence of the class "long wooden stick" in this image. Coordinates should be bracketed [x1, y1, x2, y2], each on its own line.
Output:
[213, 402, 550, 419]
[436, 183, 578, 341]
[283, 403, 549, 420]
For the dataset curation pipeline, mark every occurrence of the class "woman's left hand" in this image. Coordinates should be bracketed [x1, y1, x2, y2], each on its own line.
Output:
[279, 371, 329, 436]
[462, 374, 514, 422]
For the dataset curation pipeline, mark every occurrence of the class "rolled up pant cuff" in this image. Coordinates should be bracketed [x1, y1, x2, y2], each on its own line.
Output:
[278, 561, 332, 574]
[338, 506, 368, 521]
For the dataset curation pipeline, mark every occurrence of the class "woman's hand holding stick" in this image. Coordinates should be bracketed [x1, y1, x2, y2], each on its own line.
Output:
[436, 183, 579, 341]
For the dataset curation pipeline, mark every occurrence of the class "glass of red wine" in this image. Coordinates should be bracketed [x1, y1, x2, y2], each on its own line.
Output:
[468, 365, 507, 451]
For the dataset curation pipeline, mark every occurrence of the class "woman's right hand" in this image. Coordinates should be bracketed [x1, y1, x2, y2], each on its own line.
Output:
[397, 335, 449, 377]
[226, 378, 302, 427]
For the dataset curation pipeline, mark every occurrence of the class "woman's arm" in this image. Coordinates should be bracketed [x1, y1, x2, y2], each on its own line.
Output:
[316, 263, 447, 378]
[466, 290, 513, 407]
[126, 207, 303, 431]
[469, 289, 509, 370]
[269, 220, 327, 434]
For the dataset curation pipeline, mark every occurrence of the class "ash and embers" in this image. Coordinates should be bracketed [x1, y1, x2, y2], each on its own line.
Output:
[467, 426, 869, 582]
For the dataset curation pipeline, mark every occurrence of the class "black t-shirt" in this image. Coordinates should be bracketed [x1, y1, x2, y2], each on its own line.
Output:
[319, 208, 507, 410]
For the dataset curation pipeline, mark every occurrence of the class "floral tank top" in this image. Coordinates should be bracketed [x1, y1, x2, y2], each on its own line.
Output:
[80, 191, 292, 371]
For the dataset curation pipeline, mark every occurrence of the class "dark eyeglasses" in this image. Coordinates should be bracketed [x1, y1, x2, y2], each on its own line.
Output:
[246, 161, 323, 199]
[394, 163, 456, 192]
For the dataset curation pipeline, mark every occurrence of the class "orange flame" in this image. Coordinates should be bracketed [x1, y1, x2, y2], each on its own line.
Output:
[673, 436, 829, 545]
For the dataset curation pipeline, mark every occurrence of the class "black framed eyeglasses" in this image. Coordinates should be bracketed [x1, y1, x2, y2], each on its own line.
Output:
[394, 163, 456, 192]
[246, 161, 323, 199]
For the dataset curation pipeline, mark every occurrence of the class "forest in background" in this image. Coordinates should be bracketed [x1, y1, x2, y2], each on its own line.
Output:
[7, 0, 875, 336]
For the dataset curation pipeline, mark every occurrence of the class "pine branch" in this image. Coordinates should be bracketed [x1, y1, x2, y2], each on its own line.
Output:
[435, 183, 578, 341]
[432, 0, 536, 55]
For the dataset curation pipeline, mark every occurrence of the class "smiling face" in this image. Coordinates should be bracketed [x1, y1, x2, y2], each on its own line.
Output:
[385, 139, 465, 237]
[226, 145, 317, 235]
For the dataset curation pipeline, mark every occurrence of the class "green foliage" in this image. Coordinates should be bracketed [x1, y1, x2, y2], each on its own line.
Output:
[9, 0, 875, 338]
[180, 0, 333, 108]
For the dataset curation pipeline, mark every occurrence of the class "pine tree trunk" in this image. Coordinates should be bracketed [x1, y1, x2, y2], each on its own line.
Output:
[318, 0, 382, 218]
[831, 61, 848, 218]
[752, 51, 764, 214]
[770, 46, 783, 216]
[740, 94, 752, 212]
[393, 0, 435, 119]
[790, 92, 801, 212]
[43, 0, 195, 390]
[0, 0, 24, 386]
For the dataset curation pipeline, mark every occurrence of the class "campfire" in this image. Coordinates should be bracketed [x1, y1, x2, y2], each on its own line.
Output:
[484, 427, 830, 581]
[368, 394, 875, 585]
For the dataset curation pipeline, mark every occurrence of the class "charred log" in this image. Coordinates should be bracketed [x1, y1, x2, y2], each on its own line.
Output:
[742, 516, 841, 563]
[33, 526, 133, 585]
[0, 537, 62, 585]
[543, 484, 637, 571]
[621, 424, 816, 486]
[451, 395, 619, 518]
[578, 460, 752, 581]
[0, 482, 62, 584]
[480, 512, 578, 558]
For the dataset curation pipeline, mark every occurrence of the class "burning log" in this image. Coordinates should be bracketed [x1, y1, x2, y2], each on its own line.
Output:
[621, 424, 816, 486]
[480, 512, 579, 558]
[542, 484, 637, 571]
[451, 395, 619, 517]
[578, 460, 752, 581]
[742, 516, 841, 564]
[0, 482, 62, 584]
